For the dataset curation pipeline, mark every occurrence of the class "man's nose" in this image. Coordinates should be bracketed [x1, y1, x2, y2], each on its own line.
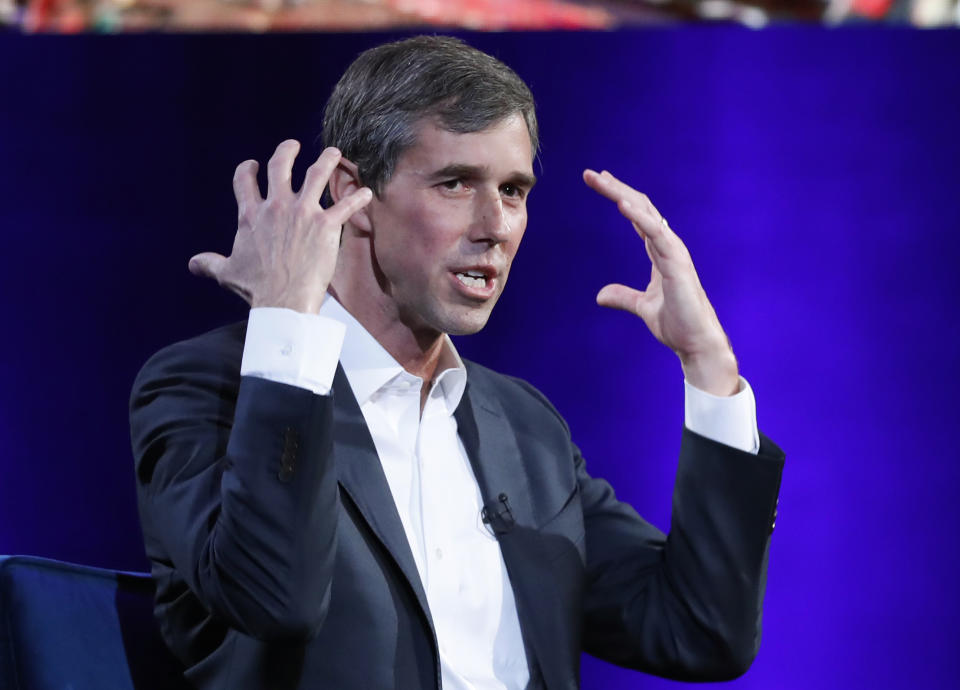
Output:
[471, 191, 511, 244]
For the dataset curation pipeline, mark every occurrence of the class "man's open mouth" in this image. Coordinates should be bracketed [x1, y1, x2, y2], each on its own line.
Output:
[455, 270, 488, 288]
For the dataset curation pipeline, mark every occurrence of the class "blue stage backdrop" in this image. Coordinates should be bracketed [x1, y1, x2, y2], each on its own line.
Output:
[2, 29, 958, 689]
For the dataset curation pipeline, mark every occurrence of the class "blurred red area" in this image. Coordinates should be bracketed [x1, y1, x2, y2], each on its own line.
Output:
[11, 0, 956, 30]
[16, 0, 614, 31]
[384, 0, 612, 28]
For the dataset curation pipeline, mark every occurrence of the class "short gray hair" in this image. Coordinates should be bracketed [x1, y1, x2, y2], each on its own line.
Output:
[322, 36, 538, 195]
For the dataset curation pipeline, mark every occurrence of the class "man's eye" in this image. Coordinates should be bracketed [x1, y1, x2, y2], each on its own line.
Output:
[441, 179, 463, 191]
[501, 184, 523, 198]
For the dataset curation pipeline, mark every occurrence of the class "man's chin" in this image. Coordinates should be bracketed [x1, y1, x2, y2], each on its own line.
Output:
[437, 304, 496, 337]
[442, 314, 491, 337]
[445, 323, 487, 337]
[398, 302, 493, 340]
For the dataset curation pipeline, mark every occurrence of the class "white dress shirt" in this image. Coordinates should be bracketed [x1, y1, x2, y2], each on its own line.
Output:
[239, 296, 759, 690]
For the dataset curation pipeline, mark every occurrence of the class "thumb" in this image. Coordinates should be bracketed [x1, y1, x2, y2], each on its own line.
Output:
[188, 252, 227, 281]
[596, 283, 649, 319]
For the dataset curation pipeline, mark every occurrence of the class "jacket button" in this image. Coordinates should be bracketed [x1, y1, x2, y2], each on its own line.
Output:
[279, 427, 298, 482]
[279, 455, 295, 482]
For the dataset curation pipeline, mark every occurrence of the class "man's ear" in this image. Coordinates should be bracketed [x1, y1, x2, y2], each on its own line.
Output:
[329, 157, 373, 233]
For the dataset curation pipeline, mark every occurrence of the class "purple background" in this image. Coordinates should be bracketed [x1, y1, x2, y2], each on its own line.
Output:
[2, 29, 959, 688]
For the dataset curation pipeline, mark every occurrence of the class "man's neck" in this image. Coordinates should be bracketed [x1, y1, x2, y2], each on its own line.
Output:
[328, 284, 447, 394]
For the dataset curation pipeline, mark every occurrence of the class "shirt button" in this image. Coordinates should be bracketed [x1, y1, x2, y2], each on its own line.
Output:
[280, 343, 292, 356]
[435, 548, 443, 560]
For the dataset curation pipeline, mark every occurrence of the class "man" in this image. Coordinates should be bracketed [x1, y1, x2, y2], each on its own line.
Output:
[130, 36, 784, 689]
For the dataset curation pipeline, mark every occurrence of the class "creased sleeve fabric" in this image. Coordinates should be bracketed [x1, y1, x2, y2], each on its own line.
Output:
[130, 322, 340, 649]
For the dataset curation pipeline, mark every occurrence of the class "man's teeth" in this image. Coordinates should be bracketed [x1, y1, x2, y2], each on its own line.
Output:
[456, 272, 487, 288]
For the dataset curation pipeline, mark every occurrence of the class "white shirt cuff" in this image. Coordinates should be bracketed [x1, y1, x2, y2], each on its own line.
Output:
[240, 307, 345, 396]
[684, 376, 760, 455]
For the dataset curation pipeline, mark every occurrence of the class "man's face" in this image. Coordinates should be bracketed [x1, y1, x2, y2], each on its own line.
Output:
[366, 113, 536, 336]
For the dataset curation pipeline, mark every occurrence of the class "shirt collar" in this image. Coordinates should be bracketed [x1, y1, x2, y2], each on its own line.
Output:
[319, 294, 467, 415]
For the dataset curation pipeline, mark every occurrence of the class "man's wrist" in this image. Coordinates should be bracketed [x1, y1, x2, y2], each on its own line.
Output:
[680, 347, 739, 397]
[252, 293, 326, 315]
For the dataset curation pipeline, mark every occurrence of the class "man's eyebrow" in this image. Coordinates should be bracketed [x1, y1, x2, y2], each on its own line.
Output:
[428, 164, 537, 189]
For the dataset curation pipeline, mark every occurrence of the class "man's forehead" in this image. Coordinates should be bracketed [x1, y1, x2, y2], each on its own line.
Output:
[402, 114, 535, 174]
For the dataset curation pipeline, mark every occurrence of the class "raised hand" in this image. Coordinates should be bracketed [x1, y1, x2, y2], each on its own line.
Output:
[189, 140, 373, 314]
[583, 169, 739, 396]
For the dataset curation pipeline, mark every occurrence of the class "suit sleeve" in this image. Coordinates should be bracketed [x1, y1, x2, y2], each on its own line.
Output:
[508, 375, 783, 681]
[578, 429, 784, 681]
[129, 329, 340, 641]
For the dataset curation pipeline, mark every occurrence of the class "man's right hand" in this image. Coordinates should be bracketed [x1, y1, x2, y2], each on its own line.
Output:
[188, 140, 373, 314]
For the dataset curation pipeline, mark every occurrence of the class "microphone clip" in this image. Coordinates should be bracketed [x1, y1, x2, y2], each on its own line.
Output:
[481, 492, 515, 537]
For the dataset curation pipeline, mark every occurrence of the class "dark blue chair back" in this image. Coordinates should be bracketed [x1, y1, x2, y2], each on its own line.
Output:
[0, 555, 190, 690]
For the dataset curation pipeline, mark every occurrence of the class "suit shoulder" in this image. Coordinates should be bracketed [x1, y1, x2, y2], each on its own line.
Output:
[462, 359, 570, 434]
[129, 321, 249, 481]
[131, 321, 247, 406]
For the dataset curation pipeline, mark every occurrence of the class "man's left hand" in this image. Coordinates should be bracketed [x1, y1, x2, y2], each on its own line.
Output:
[583, 169, 739, 397]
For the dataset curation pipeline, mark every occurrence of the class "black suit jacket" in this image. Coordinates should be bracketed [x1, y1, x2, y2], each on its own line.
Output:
[129, 321, 784, 689]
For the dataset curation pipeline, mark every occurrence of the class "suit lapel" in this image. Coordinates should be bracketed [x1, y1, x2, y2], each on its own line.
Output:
[454, 379, 535, 529]
[331, 361, 574, 689]
[330, 366, 434, 632]
[455, 374, 573, 690]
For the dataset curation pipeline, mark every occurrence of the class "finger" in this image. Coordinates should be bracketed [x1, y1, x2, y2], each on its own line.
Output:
[584, 168, 669, 250]
[583, 168, 625, 213]
[188, 252, 228, 281]
[266, 139, 300, 199]
[583, 168, 616, 199]
[233, 160, 262, 220]
[644, 234, 656, 264]
[584, 168, 662, 226]
[599, 173, 675, 261]
[327, 186, 374, 226]
[596, 283, 647, 316]
[617, 197, 672, 261]
[583, 169, 655, 217]
[300, 147, 342, 204]
[584, 169, 693, 276]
